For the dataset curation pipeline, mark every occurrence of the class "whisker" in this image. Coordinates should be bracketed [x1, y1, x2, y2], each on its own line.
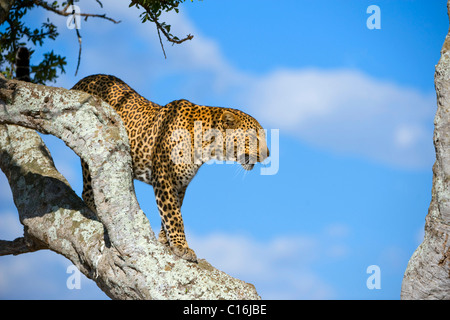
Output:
[232, 163, 242, 179]
[242, 167, 248, 181]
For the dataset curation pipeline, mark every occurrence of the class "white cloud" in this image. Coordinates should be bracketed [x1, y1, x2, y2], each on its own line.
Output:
[152, 13, 436, 169]
[415, 227, 425, 246]
[378, 246, 410, 274]
[394, 124, 427, 149]
[0, 210, 22, 240]
[242, 68, 436, 169]
[325, 223, 351, 238]
[39, 134, 82, 193]
[189, 231, 344, 299]
[0, 250, 107, 299]
[154, 12, 436, 169]
[0, 251, 58, 298]
[0, 181, 12, 204]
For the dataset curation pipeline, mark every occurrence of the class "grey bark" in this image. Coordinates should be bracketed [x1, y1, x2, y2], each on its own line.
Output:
[400, 1, 450, 300]
[0, 76, 260, 300]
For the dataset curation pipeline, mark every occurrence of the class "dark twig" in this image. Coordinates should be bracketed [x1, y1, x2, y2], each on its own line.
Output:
[129, 0, 193, 58]
[75, 27, 82, 76]
[157, 27, 167, 59]
[146, 8, 193, 45]
[0, 236, 46, 256]
[33, 0, 121, 24]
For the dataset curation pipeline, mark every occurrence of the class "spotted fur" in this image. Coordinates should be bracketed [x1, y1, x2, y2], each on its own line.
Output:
[72, 74, 269, 262]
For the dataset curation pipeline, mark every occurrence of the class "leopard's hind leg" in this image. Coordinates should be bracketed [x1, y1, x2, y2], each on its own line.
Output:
[81, 159, 96, 213]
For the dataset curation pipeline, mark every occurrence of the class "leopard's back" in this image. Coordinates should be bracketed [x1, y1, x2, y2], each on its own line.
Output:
[72, 74, 160, 167]
[72, 74, 159, 120]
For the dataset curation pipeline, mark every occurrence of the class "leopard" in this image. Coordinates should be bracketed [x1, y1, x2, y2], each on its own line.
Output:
[72, 74, 269, 263]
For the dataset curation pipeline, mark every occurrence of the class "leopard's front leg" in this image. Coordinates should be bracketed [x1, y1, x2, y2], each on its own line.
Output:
[157, 185, 187, 245]
[153, 178, 197, 263]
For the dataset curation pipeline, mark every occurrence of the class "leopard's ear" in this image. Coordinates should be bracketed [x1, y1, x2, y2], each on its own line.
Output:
[221, 111, 240, 129]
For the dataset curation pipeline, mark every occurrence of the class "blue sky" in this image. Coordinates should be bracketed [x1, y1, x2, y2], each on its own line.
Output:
[0, 0, 448, 299]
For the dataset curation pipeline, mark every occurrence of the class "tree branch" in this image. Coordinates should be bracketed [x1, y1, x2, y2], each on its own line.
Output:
[146, 8, 193, 45]
[0, 236, 45, 256]
[129, 0, 193, 58]
[0, 76, 260, 300]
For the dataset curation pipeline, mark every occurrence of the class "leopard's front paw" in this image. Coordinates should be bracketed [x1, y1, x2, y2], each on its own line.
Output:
[158, 228, 169, 246]
[172, 245, 198, 263]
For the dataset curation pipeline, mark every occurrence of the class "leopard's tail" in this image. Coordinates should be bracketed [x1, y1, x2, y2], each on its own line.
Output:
[15, 47, 31, 82]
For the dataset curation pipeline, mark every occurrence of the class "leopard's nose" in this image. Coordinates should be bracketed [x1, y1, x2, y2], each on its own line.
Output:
[258, 147, 269, 161]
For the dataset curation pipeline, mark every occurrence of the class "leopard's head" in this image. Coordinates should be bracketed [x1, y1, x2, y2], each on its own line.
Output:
[219, 109, 270, 171]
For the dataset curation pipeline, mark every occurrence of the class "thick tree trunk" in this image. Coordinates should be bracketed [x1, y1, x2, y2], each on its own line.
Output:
[400, 1, 450, 300]
[0, 76, 260, 300]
